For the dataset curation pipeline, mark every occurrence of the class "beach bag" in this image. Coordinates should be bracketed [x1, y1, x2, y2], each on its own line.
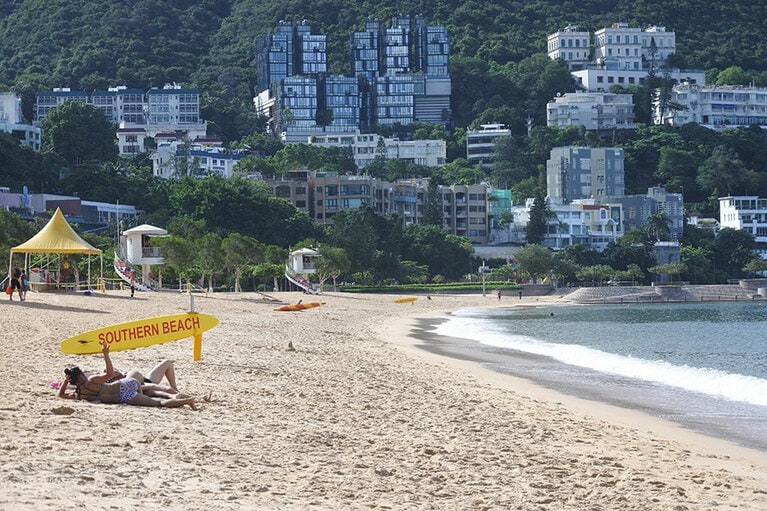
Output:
[5, 285, 11, 295]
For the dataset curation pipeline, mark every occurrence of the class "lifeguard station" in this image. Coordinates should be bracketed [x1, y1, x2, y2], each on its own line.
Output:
[115, 224, 166, 291]
[285, 247, 320, 294]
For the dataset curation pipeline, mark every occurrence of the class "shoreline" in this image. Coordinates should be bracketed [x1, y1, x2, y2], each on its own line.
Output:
[2, 290, 767, 509]
[393, 309, 767, 454]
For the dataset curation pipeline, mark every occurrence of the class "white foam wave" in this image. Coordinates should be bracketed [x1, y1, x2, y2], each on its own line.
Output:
[434, 315, 767, 408]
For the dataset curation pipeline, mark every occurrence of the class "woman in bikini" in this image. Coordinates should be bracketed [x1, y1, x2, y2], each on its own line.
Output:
[58, 343, 201, 409]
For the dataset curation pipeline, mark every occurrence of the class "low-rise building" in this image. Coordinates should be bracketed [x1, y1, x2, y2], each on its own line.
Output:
[547, 24, 591, 71]
[0, 93, 41, 150]
[656, 83, 767, 129]
[720, 196, 767, 259]
[466, 123, 511, 167]
[509, 198, 623, 251]
[547, 92, 635, 131]
[151, 139, 246, 179]
[35, 84, 208, 156]
[309, 131, 446, 169]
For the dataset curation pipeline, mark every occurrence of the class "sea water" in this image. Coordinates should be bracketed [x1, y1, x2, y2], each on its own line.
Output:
[429, 301, 767, 451]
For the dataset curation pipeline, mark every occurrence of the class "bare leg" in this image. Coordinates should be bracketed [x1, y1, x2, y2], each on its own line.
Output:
[144, 359, 177, 390]
[159, 396, 197, 410]
[141, 383, 210, 402]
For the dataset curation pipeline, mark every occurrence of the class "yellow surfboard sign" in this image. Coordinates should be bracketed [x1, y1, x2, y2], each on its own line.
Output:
[393, 297, 417, 303]
[60, 313, 219, 355]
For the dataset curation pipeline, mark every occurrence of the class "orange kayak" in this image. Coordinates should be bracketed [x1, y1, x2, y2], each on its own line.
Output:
[274, 302, 325, 311]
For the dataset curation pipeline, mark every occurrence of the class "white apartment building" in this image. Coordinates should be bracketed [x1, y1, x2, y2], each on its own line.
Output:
[151, 139, 246, 179]
[657, 83, 767, 129]
[547, 92, 635, 130]
[572, 68, 706, 92]
[36, 85, 207, 156]
[0, 93, 40, 150]
[552, 22, 705, 92]
[465, 123, 511, 167]
[309, 131, 446, 169]
[719, 196, 767, 259]
[547, 25, 591, 71]
[510, 198, 622, 251]
[594, 23, 675, 71]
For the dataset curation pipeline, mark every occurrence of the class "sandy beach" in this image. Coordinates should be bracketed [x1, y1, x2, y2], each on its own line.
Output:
[2, 289, 767, 510]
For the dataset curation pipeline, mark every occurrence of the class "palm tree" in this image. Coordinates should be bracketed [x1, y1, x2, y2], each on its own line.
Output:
[646, 210, 671, 241]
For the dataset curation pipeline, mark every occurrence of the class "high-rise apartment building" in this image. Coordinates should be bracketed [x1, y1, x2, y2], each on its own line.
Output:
[255, 16, 451, 143]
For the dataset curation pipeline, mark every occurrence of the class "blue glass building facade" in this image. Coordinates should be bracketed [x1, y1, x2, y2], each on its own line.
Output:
[255, 16, 451, 140]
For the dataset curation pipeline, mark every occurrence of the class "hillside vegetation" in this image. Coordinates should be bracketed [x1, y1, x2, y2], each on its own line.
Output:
[2, 0, 766, 140]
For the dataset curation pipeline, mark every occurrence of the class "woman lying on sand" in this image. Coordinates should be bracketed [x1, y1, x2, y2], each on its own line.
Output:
[58, 344, 206, 409]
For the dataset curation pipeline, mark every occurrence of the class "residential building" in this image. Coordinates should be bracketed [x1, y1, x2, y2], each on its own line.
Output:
[0, 93, 40, 150]
[151, 139, 246, 179]
[255, 15, 451, 141]
[719, 196, 767, 259]
[264, 171, 311, 216]
[441, 184, 489, 243]
[509, 197, 623, 251]
[34, 88, 88, 124]
[546, 146, 625, 203]
[551, 22, 705, 93]
[571, 68, 706, 92]
[311, 173, 375, 224]
[35, 84, 207, 156]
[466, 123, 511, 167]
[308, 131, 446, 168]
[656, 83, 767, 129]
[613, 187, 684, 239]
[547, 92, 635, 131]
[376, 178, 431, 225]
[547, 24, 591, 71]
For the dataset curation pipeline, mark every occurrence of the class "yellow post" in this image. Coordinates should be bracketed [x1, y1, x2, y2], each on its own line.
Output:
[193, 333, 202, 361]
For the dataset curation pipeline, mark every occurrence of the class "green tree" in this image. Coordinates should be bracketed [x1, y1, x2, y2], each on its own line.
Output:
[251, 262, 285, 292]
[713, 228, 757, 279]
[155, 235, 196, 290]
[315, 246, 351, 292]
[649, 262, 688, 283]
[41, 101, 118, 165]
[696, 146, 757, 196]
[401, 224, 473, 280]
[575, 264, 615, 285]
[646, 211, 672, 241]
[196, 233, 224, 292]
[680, 245, 714, 284]
[422, 183, 444, 226]
[525, 194, 548, 245]
[222, 233, 261, 292]
[513, 244, 555, 283]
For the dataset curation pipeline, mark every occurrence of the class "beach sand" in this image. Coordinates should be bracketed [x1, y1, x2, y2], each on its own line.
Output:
[2, 289, 766, 510]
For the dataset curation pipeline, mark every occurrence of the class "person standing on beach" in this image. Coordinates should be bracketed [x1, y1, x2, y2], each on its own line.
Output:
[9, 263, 22, 301]
[20, 270, 28, 300]
[130, 272, 136, 297]
[497, 290, 502, 301]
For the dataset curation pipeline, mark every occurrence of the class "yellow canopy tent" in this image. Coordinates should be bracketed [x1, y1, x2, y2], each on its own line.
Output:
[9, 207, 103, 291]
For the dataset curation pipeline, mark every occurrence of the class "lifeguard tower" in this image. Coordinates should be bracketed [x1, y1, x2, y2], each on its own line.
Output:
[116, 224, 166, 290]
[285, 247, 320, 294]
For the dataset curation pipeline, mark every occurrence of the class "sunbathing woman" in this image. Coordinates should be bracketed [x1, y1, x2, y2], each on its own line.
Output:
[58, 344, 200, 409]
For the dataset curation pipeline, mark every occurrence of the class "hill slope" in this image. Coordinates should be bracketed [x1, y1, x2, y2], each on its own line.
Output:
[1, 0, 765, 138]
